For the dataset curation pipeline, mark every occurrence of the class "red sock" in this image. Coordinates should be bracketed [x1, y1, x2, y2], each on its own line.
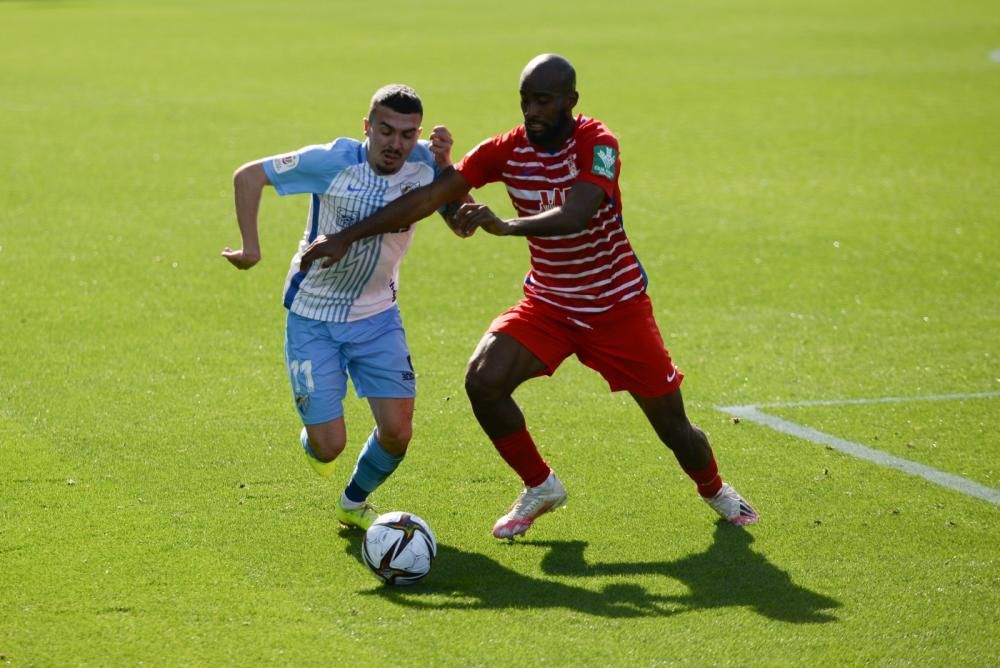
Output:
[491, 428, 551, 488]
[684, 452, 724, 498]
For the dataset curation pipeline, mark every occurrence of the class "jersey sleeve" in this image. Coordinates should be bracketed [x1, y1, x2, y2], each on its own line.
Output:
[572, 125, 621, 197]
[455, 131, 515, 189]
[262, 139, 356, 195]
[411, 139, 441, 177]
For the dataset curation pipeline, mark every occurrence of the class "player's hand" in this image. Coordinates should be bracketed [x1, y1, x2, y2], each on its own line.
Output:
[445, 216, 475, 238]
[454, 203, 509, 237]
[300, 233, 350, 272]
[221, 246, 261, 270]
[429, 125, 453, 168]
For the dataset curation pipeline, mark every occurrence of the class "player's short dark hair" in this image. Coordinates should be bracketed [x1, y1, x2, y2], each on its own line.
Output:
[369, 84, 423, 118]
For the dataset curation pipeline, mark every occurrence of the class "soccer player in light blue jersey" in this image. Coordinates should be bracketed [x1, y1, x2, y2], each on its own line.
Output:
[223, 84, 464, 530]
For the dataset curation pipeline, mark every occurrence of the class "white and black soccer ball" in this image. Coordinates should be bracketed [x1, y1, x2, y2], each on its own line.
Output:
[361, 511, 437, 585]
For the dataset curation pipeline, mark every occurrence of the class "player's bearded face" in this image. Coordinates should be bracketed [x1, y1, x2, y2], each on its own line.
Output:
[365, 106, 423, 175]
[520, 90, 574, 147]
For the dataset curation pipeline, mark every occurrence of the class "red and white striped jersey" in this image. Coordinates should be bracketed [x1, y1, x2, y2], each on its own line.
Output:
[456, 115, 646, 314]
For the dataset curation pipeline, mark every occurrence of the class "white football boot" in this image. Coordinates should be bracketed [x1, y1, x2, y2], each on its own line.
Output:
[705, 483, 759, 526]
[492, 471, 568, 539]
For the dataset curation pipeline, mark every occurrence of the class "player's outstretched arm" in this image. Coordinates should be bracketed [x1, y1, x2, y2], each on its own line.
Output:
[453, 180, 605, 238]
[300, 167, 472, 271]
[222, 160, 271, 270]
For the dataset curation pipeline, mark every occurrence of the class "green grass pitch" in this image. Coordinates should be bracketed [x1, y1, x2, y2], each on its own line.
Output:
[1, 0, 998, 665]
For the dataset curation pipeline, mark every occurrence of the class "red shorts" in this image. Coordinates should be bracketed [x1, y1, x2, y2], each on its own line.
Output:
[488, 293, 683, 397]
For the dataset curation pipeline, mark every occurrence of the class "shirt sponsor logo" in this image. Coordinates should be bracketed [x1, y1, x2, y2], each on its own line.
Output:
[273, 153, 299, 174]
[538, 187, 572, 211]
[592, 145, 617, 179]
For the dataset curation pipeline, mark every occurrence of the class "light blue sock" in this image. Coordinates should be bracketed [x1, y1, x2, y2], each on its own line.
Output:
[344, 430, 404, 503]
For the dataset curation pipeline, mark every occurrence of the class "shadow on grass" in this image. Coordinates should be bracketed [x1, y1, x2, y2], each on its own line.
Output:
[345, 522, 840, 621]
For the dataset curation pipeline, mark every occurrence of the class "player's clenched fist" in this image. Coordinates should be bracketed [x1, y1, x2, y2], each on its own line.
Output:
[428, 125, 454, 168]
[221, 246, 261, 270]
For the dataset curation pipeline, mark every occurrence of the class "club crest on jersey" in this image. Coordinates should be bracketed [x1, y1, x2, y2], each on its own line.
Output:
[272, 153, 299, 174]
[592, 145, 617, 179]
[567, 155, 579, 179]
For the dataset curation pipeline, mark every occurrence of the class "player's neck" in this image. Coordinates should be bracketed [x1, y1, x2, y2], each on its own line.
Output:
[533, 114, 577, 151]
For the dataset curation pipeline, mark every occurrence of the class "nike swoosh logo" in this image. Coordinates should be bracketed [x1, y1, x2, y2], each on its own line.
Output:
[346, 185, 364, 192]
[665, 369, 677, 383]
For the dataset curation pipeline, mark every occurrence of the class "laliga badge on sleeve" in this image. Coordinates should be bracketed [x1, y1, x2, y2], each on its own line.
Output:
[272, 153, 300, 174]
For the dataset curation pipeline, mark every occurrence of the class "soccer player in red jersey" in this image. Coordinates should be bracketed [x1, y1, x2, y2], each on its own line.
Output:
[301, 54, 759, 538]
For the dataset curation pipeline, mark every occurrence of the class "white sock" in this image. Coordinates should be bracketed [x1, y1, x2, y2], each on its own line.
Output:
[340, 493, 362, 509]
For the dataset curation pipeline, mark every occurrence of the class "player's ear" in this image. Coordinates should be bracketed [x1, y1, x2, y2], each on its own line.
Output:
[567, 91, 579, 109]
[417, 126, 423, 139]
[363, 117, 372, 137]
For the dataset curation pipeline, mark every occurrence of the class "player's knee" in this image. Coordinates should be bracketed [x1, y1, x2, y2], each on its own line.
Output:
[464, 362, 503, 403]
[377, 422, 412, 454]
[306, 430, 347, 462]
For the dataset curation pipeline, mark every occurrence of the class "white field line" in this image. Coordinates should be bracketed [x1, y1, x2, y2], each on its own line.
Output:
[717, 393, 1000, 506]
[741, 391, 1000, 409]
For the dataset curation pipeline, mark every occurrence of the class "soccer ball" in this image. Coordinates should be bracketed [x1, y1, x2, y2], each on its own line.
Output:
[361, 511, 437, 585]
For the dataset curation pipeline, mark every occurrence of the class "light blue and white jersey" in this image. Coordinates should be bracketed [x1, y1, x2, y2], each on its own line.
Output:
[262, 138, 439, 322]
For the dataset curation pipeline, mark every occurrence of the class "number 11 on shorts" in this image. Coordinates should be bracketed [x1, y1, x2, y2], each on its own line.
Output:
[289, 359, 315, 394]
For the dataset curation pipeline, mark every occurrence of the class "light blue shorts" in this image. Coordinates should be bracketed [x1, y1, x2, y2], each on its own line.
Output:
[284, 306, 415, 425]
